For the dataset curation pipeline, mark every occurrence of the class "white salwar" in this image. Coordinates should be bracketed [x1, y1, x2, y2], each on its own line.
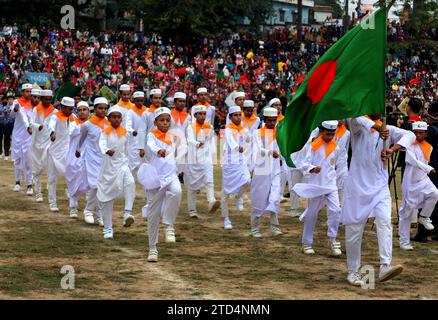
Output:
[250, 129, 281, 228]
[398, 142, 438, 246]
[221, 126, 251, 218]
[142, 132, 185, 250]
[185, 123, 217, 213]
[341, 116, 416, 273]
[293, 142, 343, 245]
[29, 107, 57, 198]
[47, 114, 75, 207]
[97, 129, 135, 235]
[10, 102, 33, 186]
[66, 121, 89, 210]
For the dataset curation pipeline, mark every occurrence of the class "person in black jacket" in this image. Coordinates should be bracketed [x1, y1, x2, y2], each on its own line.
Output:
[413, 100, 438, 242]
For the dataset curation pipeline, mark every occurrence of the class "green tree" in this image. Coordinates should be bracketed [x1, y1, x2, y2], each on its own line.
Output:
[123, 0, 272, 36]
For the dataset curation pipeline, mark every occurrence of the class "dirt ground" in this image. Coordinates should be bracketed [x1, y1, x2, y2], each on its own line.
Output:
[0, 158, 437, 300]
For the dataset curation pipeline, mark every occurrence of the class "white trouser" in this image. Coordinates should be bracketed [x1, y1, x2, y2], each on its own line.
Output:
[280, 165, 289, 197]
[123, 181, 136, 214]
[69, 195, 78, 209]
[345, 217, 392, 273]
[33, 174, 42, 197]
[187, 182, 216, 213]
[146, 177, 182, 250]
[47, 165, 59, 206]
[399, 191, 438, 245]
[221, 184, 247, 219]
[302, 192, 340, 245]
[14, 157, 32, 186]
[100, 200, 115, 234]
[289, 169, 303, 210]
[85, 188, 102, 219]
[251, 212, 279, 229]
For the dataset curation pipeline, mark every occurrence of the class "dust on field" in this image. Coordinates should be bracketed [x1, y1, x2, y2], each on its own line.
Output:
[0, 160, 437, 299]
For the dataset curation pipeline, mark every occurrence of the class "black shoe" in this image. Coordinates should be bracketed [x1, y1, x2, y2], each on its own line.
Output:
[283, 192, 290, 198]
[411, 235, 429, 243]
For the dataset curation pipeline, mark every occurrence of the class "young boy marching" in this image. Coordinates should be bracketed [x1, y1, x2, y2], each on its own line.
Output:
[47, 97, 76, 212]
[11, 84, 36, 195]
[170, 92, 191, 180]
[242, 100, 260, 173]
[126, 91, 147, 176]
[143, 88, 162, 135]
[142, 107, 186, 262]
[66, 101, 90, 219]
[250, 107, 283, 238]
[192, 88, 216, 126]
[97, 106, 136, 239]
[293, 121, 343, 256]
[76, 97, 110, 225]
[221, 106, 251, 230]
[398, 121, 438, 250]
[29, 89, 57, 204]
[186, 105, 220, 218]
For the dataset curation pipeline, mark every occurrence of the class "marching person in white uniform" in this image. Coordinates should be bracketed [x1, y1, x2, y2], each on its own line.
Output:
[398, 121, 438, 250]
[140, 107, 186, 262]
[293, 121, 343, 256]
[241, 100, 260, 173]
[341, 115, 416, 287]
[97, 106, 136, 239]
[250, 107, 282, 238]
[76, 97, 110, 225]
[29, 89, 57, 203]
[66, 101, 90, 219]
[47, 97, 76, 212]
[11, 84, 35, 195]
[142, 88, 162, 137]
[221, 106, 251, 230]
[191, 88, 216, 126]
[185, 104, 220, 218]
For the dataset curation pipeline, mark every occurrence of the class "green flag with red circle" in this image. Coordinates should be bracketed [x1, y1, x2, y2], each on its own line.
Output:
[277, 7, 387, 167]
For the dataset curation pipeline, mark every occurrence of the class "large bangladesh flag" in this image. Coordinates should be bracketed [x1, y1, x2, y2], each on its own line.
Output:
[277, 7, 387, 167]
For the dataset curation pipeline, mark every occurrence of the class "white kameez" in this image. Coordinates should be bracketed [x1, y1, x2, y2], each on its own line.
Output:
[221, 126, 251, 195]
[48, 114, 74, 177]
[29, 108, 57, 175]
[341, 117, 416, 225]
[250, 129, 281, 218]
[170, 111, 191, 175]
[10, 102, 33, 184]
[125, 108, 147, 172]
[186, 123, 216, 191]
[66, 121, 89, 200]
[97, 130, 134, 202]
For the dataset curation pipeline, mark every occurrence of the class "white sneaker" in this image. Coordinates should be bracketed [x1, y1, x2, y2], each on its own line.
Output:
[270, 225, 283, 237]
[70, 208, 78, 219]
[379, 264, 403, 282]
[224, 218, 233, 230]
[251, 228, 262, 238]
[35, 195, 43, 202]
[329, 239, 342, 256]
[13, 184, 20, 192]
[147, 249, 158, 262]
[96, 217, 104, 227]
[289, 209, 301, 217]
[208, 200, 221, 213]
[49, 204, 59, 212]
[302, 244, 315, 255]
[4, 156, 8, 161]
[103, 230, 113, 239]
[123, 215, 135, 227]
[418, 217, 435, 231]
[165, 226, 176, 243]
[400, 243, 414, 251]
[26, 187, 33, 196]
[189, 211, 198, 218]
[84, 211, 94, 224]
[347, 272, 364, 287]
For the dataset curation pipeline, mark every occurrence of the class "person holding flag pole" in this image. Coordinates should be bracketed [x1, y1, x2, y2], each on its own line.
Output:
[276, 7, 416, 287]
